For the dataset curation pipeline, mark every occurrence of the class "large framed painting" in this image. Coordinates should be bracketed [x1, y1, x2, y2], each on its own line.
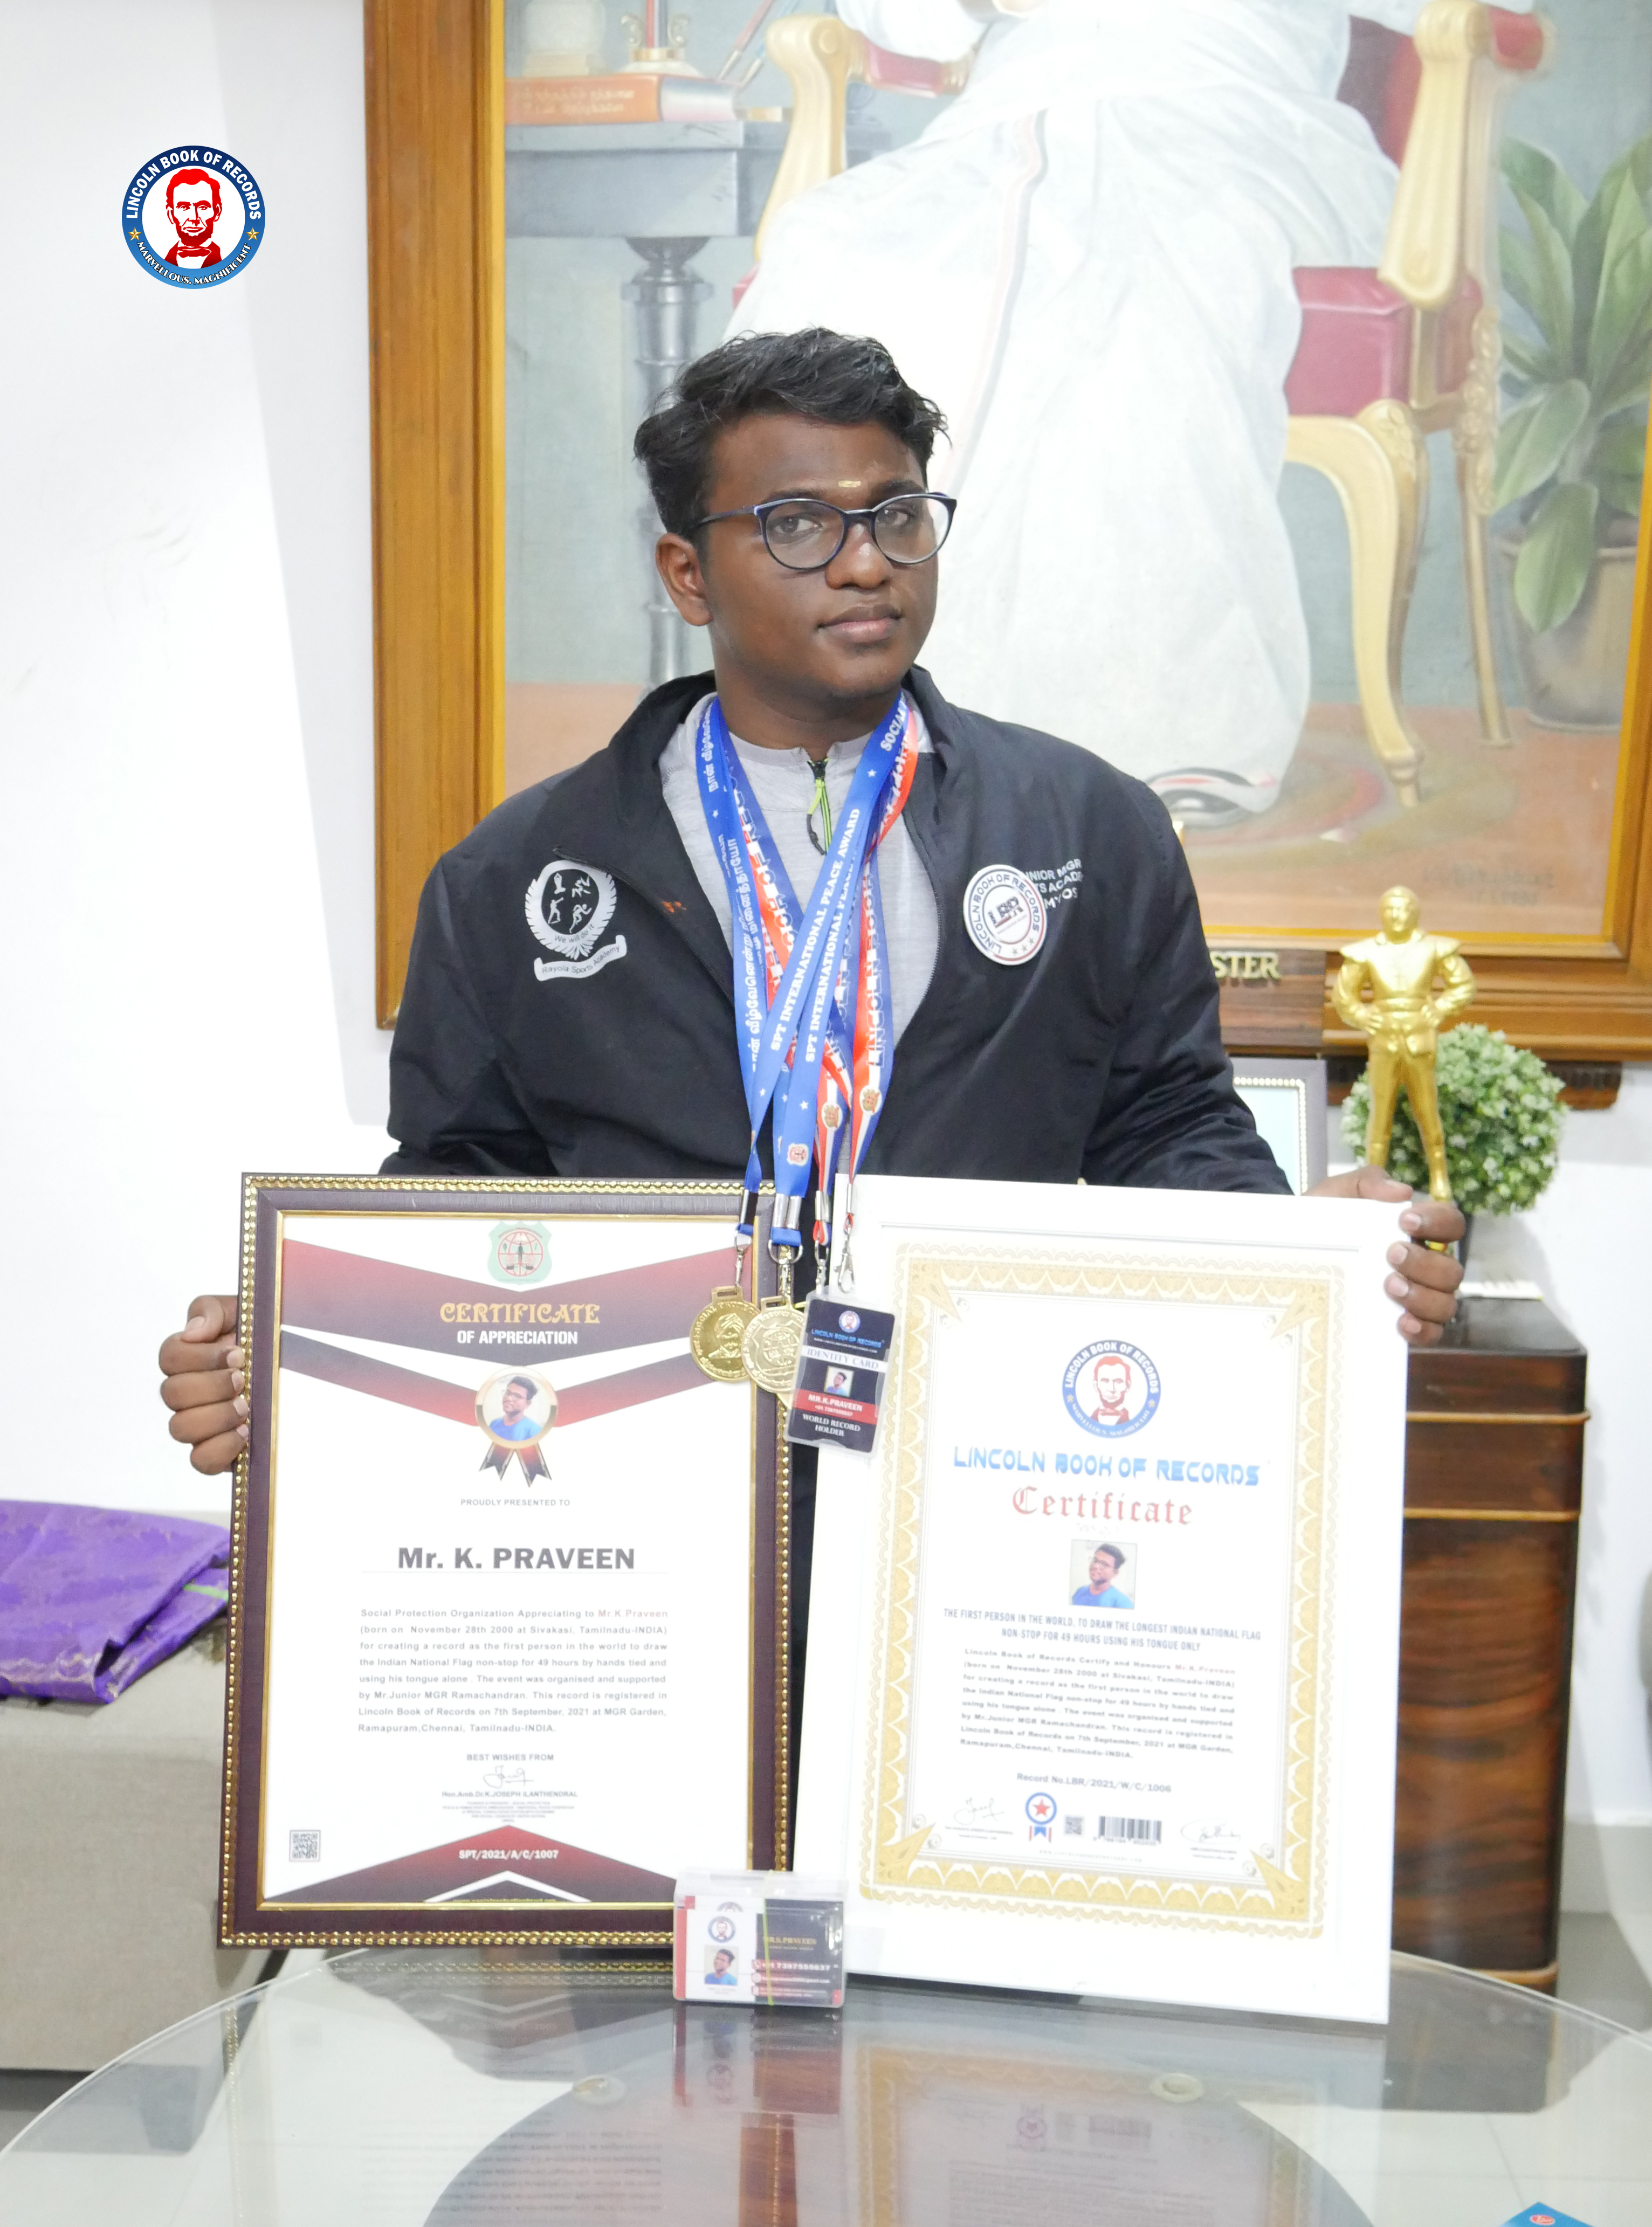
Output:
[366, 0, 1652, 1056]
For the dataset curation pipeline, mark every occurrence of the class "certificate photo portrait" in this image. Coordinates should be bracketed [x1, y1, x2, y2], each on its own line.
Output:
[1070, 1540, 1137, 1610]
[474, 1369, 557, 1447]
[704, 1948, 738, 1985]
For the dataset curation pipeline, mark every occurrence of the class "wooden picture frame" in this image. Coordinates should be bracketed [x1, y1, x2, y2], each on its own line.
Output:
[364, 0, 1652, 1057]
[221, 1175, 792, 1947]
[1230, 1058, 1331, 1194]
[366, 0, 504, 1028]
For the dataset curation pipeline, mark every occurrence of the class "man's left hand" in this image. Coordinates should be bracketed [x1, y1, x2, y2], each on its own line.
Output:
[1305, 1167, 1464, 1348]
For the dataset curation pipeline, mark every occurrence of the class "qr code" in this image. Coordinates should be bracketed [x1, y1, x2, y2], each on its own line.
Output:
[288, 1830, 321, 1863]
[1063, 1816, 1084, 1837]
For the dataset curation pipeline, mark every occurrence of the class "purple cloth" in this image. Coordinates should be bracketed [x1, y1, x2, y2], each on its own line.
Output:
[0, 1501, 230, 1703]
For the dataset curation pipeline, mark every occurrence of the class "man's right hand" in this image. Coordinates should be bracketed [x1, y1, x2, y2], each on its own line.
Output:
[158, 1295, 245, 1474]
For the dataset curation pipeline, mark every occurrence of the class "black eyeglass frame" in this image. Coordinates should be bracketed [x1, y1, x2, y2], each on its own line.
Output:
[688, 491, 959, 570]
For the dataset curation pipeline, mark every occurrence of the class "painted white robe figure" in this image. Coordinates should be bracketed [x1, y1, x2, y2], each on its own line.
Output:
[729, 0, 1525, 824]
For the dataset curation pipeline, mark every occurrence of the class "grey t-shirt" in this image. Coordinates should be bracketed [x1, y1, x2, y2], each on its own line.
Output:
[658, 694, 941, 1043]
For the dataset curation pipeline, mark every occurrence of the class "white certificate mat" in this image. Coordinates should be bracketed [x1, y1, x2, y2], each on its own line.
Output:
[224, 1180, 791, 1946]
[800, 1175, 1409, 2022]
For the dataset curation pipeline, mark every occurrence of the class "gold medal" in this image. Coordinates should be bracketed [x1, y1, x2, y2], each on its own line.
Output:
[741, 1294, 807, 1402]
[690, 1285, 757, 1383]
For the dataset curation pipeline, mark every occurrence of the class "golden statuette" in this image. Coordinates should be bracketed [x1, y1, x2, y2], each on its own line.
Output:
[741, 1294, 806, 1402]
[1331, 885, 1476, 1201]
[689, 1284, 757, 1384]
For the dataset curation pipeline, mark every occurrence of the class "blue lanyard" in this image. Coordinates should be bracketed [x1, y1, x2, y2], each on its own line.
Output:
[695, 695, 907, 1252]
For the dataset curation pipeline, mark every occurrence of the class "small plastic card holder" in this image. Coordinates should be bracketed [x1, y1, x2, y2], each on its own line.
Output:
[785, 1296, 895, 1453]
[673, 1871, 845, 2006]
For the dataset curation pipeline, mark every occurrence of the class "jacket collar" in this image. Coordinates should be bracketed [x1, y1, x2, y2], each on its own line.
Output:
[533, 666, 964, 1004]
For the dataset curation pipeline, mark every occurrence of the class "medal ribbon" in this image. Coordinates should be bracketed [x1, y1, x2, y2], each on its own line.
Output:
[695, 694, 917, 1254]
[814, 739, 910, 1247]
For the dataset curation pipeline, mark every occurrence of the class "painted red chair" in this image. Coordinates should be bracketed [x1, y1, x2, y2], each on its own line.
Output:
[755, 4, 1548, 804]
[1287, 5, 1547, 801]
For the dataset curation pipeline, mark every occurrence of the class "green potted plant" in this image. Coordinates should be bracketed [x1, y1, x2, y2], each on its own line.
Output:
[1492, 134, 1652, 727]
[1341, 1025, 1564, 1230]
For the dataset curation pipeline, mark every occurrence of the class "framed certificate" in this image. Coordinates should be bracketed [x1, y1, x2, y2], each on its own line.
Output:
[799, 1174, 1409, 2022]
[222, 1178, 791, 1947]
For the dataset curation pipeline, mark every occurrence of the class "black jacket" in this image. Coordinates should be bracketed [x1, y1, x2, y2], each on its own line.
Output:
[383, 669, 1286, 1196]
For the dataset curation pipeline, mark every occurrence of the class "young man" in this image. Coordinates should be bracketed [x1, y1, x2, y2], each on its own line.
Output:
[487, 1377, 542, 1444]
[159, 327, 1460, 1477]
[1072, 1546, 1133, 1611]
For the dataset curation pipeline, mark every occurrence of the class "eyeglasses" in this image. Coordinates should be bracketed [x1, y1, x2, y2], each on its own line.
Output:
[690, 492, 958, 571]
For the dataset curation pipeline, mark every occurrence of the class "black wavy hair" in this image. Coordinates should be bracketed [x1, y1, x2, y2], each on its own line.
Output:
[633, 327, 948, 537]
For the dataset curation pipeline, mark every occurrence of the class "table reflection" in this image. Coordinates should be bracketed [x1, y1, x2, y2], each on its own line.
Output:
[423, 1999, 1373, 2224]
[5, 1951, 1648, 2227]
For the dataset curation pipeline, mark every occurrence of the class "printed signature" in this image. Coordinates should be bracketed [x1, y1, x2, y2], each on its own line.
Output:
[1181, 1819, 1241, 1849]
[953, 1795, 1008, 1828]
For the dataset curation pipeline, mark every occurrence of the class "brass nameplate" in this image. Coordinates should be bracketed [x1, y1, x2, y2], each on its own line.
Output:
[1208, 946, 1327, 1050]
[1210, 949, 1282, 982]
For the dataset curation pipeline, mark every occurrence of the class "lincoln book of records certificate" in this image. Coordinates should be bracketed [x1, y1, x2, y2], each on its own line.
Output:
[222, 1180, 789, 1946]
[797, 1175, 1409, 2022]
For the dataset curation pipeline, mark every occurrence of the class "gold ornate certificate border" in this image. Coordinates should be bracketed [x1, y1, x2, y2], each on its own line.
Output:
[862, 1243, 1338, 1936]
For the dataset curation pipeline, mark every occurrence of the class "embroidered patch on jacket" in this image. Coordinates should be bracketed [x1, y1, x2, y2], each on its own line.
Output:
[525, 860, 628, 981]
[963, 865, 1047, 966]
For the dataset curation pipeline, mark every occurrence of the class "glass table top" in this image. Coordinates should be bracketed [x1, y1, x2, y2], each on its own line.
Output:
[2, 1950, 1649, 2226]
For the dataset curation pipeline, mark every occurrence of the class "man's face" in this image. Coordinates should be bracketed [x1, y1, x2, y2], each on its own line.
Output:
[501, 1382, 531, 1421]
[1089, 1551, 1119, 1591]
[1095, 1360, 1129, 1412]
[169, 183, 217, 245]
[658, 415, 939, 726]
[1380, 887, 1419, 940]
[713, 1949, 733, 1973]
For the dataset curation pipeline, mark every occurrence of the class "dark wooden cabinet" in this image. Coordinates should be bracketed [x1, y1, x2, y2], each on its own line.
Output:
[1393, 1298, 1587, 1988]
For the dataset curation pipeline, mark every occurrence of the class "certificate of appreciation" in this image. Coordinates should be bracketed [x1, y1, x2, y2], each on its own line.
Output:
[797, 1175, 1409, 2021]
[222, 1179, 791, 1947]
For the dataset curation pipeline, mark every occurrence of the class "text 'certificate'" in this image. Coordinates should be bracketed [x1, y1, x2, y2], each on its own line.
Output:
[798, 1175, 1408, 2022]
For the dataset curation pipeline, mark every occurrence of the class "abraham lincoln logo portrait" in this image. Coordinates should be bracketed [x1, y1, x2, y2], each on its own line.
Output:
[162, 168, 225, 267]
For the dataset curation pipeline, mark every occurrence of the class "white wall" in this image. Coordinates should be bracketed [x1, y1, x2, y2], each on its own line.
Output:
[0, 0, 388, 1523]
[1, 0, 1647, 1839]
